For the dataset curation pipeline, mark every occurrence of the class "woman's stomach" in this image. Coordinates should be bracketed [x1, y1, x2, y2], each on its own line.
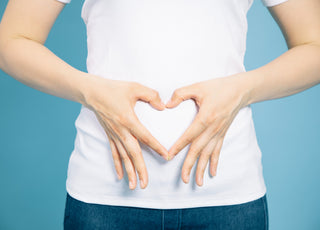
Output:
[67, 85, 257, 198]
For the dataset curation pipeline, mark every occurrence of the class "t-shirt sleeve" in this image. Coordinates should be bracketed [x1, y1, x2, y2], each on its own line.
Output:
[261, 0, 288, 7]
[55, 0, 71, 4]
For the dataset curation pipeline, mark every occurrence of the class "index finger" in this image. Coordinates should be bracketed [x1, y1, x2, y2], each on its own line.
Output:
[128, 112, 169, 160]
[168, 109, 209, 159]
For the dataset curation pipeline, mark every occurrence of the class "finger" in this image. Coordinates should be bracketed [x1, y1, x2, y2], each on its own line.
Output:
[128, 112, 169, 160]
[166, 84, 199, 108]
[196, 138, 217, 186]
[92, 101, 148, 188]
[108, 136, 124, 180]
[171, 119, 217, 160]
[180, 126, 214, 183]
[168, 109, 208, 158]
[210, 138, 224, 177]
[97, 112, 149, 188]
[117, 129, 149, 189]
[133, 83, 165, 111]
[113, 138, 138, 190]
[95, 115, 124, 180]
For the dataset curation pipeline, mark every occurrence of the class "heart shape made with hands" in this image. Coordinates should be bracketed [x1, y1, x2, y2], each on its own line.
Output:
[134, 98, 199, 154]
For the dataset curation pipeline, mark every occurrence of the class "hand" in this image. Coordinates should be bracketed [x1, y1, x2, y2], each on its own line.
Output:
[84, 74, 169, 190]
[165, 73, 251, 186]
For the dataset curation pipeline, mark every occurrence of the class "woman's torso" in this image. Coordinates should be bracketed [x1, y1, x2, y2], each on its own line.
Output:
[65, 0, 267, 209]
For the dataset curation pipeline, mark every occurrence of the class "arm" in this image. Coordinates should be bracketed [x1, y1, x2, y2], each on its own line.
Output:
[0, 0, 89, 105]
[0, 0, 169, 190]
[165, 0, 320, 186]
[242, 0, 320, 105]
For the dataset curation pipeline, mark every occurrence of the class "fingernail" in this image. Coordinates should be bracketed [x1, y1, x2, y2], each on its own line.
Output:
[166, 99, 172, 106]
[199, 177, 203, 186]
[129, 181, 134, 189]
[185, 174, 190, 183]
[212, 168, 217, 176]
[140, 179, 145, 188]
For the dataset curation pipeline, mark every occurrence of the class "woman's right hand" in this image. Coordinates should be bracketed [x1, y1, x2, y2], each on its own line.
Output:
[83, 74, 169, 190]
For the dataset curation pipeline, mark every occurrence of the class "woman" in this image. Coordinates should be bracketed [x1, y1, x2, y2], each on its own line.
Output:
[0, 0, 319, 229]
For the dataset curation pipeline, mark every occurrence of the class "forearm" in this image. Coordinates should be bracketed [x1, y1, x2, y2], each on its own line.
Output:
[0, 37, 91, 106]
[241, 43, 320, 106]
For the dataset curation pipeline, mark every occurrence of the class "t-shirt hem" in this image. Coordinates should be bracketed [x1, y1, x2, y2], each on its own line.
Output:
[66, 183, 267, 210]
[261, 0, 288, 7]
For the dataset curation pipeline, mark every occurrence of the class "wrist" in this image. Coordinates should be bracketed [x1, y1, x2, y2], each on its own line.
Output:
[78, 73, 114, 111]
[234, 70, 260, 108]
[76, 72, 98, 109]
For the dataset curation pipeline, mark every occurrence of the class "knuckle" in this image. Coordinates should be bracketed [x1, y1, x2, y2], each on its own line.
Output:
[127, 149, 136, 159]
[199, 149, 209, 158]
[172, 89, 181, 98]
[109, 122, 123, 137]
[149, 90, 159, 101]
[123, 161, 133, 175]
[128, 147, 141, 161]
[117, 113, 136, 128]
[197, 166, 205, 175]
[126, 162, 136, 174]
[195, 89, 204, 99]
[136, 166, 143, 176]
[117, 114, 129, 126]
[184, 136, 193, 144]
[207, 113, 217, 124]
[130, 81, 141, 90]
[198, 156, 209, 169]
[211, 152, 219, 161]
[123, 115, 135, 128]
[211, 126, 219, 135]
[128, 172, 136, 182]
[132, 81, 141, 87]
[120, 151, 130, 162]
[141, 135, 151, 145]
[118, 132, 128, 142]
[189, 144, 201, 156]
[198, 117, 208, 129]
[204, 150, 212, 157]
[216, 122, 225, 131]
[212, 123, 223, 135]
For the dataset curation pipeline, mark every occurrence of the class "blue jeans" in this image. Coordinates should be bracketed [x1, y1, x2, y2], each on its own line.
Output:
[63, 193, 268, 230]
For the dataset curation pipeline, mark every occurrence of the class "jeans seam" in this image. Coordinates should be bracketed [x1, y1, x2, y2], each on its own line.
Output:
[262, 196, 269, 230]
[162, 210, 164, 230]
[178, 209, 182, 230]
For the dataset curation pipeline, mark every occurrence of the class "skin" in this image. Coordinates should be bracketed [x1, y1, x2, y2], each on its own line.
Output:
[0, 0, 320, 190]
[0, 0, 169, 190]
[166, 0, 320, 186]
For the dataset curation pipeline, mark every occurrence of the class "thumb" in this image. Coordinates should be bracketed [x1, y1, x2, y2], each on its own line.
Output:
[166, 85, 197, 108]
[135, 84, 165, 110]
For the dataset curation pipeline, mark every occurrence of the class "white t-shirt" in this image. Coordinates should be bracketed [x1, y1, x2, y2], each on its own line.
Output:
[56, 0, 288, 209]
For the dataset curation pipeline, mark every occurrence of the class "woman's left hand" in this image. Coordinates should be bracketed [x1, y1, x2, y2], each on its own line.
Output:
[165, 72, 251, 186]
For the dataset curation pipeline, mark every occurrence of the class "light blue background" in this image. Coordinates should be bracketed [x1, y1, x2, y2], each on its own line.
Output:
[0, 0, 319, 229]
